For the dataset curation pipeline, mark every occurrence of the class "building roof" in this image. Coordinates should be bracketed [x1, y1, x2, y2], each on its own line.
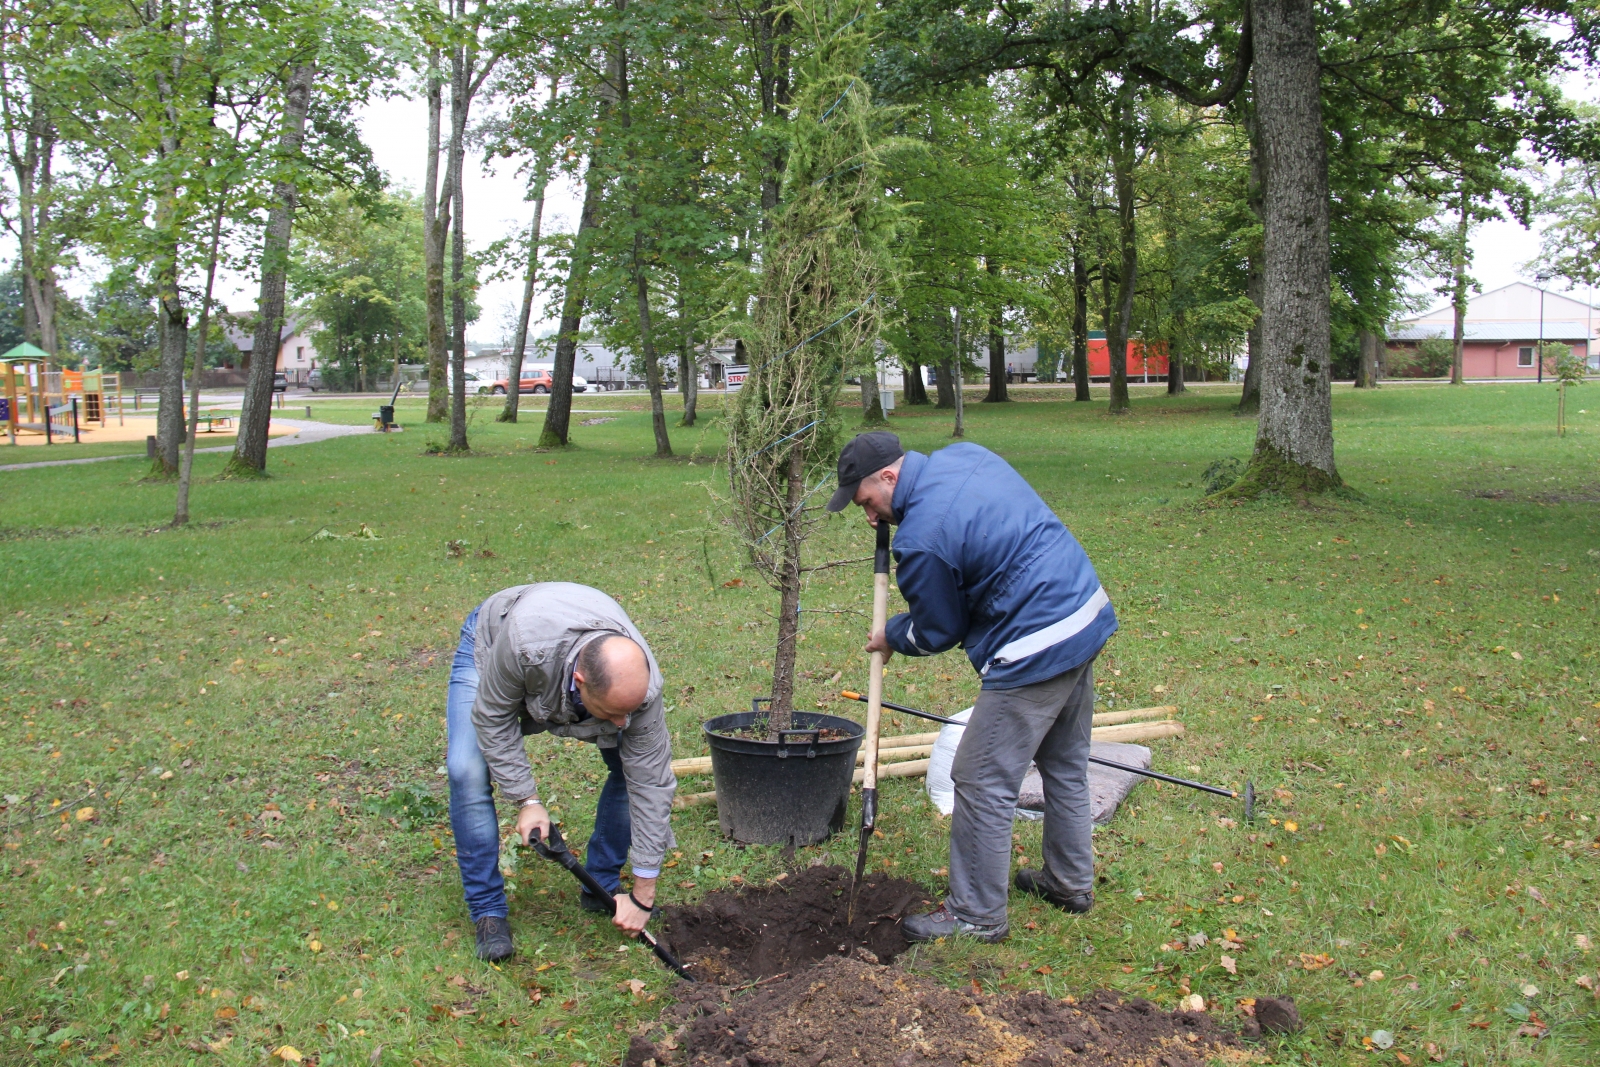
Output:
[227, 316, 306, 353]
[1389, 321, 1592, 343]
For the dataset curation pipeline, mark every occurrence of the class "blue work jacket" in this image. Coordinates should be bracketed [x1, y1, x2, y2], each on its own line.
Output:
[884, 444, 1116, 689]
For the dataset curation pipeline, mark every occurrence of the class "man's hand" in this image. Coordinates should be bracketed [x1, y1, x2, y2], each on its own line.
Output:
[612, 877, 656, 934]
[515, 801, 550, 847]
[865, 627, 894, 662]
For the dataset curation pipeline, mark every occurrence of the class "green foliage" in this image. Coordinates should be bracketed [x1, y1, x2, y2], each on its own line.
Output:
[292, 190, 430, 392]
[364, 785, 447, 830]
[1199, 455, 1243, 495]
[1543, 341, 1586, 385]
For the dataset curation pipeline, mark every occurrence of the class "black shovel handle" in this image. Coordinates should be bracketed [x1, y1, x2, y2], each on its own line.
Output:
[529, 825, 695, 981]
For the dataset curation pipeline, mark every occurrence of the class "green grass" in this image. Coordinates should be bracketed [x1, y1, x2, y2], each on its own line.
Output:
[2, 382, 1598, 1066]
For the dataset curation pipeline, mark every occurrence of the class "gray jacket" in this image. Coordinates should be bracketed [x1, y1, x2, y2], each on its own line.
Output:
[471, 582, 676, 872]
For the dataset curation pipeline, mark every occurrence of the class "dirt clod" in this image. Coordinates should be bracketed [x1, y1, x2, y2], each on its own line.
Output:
[642, 955, 1245, 1066]
[661, 865, 930, 983]
[1254, 995, 1301, 1034]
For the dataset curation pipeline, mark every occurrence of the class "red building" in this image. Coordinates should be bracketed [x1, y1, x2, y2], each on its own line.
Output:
[1085, 333, 1169, 379]
[1387, 282, 1597, 379]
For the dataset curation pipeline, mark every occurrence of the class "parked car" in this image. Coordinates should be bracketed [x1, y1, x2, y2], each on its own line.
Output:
[490, 368, 588, 394]
[307, 368, 324, 392]
[273, 371, 289, 392]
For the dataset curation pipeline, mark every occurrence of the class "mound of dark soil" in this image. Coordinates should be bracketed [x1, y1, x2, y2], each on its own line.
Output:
[630, 955, 1249, 1067]
[660, 865, 931, 984]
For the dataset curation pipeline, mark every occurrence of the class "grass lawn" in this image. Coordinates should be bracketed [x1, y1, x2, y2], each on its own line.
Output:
[2, 382, 1597, 1066]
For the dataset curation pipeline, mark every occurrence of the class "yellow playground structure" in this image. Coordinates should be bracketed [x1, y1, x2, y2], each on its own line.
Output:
[2, 343, 127, 446]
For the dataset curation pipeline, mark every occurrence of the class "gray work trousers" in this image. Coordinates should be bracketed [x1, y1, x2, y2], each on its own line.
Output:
[947, 658, 1096, 925]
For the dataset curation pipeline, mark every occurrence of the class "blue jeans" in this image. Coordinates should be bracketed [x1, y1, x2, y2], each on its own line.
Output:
[447, 607, 634, 920]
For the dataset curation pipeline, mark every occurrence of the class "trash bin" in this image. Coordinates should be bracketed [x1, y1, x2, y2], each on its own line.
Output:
[378, 404, 395, 430]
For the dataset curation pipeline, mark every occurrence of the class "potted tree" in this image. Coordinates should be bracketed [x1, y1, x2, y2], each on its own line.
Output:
[705, 0, 897, 846]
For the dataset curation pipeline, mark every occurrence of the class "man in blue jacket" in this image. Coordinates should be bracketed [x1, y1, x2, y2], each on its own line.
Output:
[828, 431, 1117, 942]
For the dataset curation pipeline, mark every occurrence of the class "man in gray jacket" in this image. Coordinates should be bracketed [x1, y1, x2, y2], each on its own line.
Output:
[446, 582, 677, 961]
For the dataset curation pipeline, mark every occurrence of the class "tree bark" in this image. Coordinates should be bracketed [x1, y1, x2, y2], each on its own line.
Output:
[1072, 246, 1091, 401]
[750, 0, 791, 231]
[1450, 193, 1468, 385]
[767, 448, 805, 732]
[227, 62, 314, 477]
[984, 324, 1009, 402]
[1237, 99, 1264, 415]
[9, 101, 58, 362]
[174, 198, 227, 525]
[424, 46, 451, 423]
[984, 259, 1009, 402]
[676, 281, 698, 426]
[1227, 0, 1340, 496]
[153, 247, 188, 477]
[538, 166, 603, 448]
[859, 366, 885, 423]
[499, 181, 546, 423]
[934, 357, 955, 408]
[1167, 336, 1187, 394]
[902, 357, 929, 404]
[1106, 92, 1136, 416]
[1356, 329, 1380, 388]
[633, 241, 672, 456]
[446, 29, 474, 453]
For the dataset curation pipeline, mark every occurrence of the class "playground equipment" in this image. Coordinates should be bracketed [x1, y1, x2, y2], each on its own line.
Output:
[1, 343, 127, 446]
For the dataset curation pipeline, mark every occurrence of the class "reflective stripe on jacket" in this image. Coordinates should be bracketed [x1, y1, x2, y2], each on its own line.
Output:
[883, 444, 1116, 689]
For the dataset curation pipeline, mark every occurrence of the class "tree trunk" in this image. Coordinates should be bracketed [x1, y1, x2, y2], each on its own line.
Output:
[1106, 93, 1136, 416]
[174, 199, 227, 525]
[1237, 100, 1264, 415]
[676, 283, 698, 426]
[12, 105, 58, 362]
[633, 245, 672, 456]
[1227, 0, 1340, 496]
[984, 259, 1009, 402]
[902, 357, 929, 404]
[424, 46, 451, 424]
[538, 166, 603, 448]
[1167, 339, 1187, 394]
[751, 0, 791, 231]
[153, 248, 188, 477]
[984, 324, 1009, 402]
[498, 183, 546, 423]
[766, 448, 806, 732]
[1356, 329, 1379, 388]
[1450, 194, 1468, 385]
[446, 36, 472, 453]
[1072, 247, 1091, 401]
[226, 62, 315, 477]
[860, 367, 885, 423]
[934, 357, 955, 408]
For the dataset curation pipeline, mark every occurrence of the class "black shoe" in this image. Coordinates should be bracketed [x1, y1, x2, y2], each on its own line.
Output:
[474, 916, 514, 961]
[902, 903, 1009, 944]
[1015, 869, 1094, 914]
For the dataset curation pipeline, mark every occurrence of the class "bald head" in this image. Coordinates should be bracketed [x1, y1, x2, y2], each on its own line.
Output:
[574, 634, 649, 723]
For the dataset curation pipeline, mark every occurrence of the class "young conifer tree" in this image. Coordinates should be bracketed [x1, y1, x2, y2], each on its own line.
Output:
[726, 0, 898, 734]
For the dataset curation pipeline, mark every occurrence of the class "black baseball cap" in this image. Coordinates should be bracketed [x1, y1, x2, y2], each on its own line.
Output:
[827, 431, 905, 512]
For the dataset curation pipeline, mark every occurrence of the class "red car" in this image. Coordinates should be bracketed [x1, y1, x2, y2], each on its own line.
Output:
[490, 368, 588, 394]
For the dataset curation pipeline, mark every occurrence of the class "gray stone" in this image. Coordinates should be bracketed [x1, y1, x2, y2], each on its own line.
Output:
[1015, 742, 1152, 824]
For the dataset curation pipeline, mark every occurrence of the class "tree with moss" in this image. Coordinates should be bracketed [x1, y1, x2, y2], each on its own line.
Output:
[726, 0, 897, 735]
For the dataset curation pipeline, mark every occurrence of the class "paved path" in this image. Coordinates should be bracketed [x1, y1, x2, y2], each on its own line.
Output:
[0, 419, 374, 473]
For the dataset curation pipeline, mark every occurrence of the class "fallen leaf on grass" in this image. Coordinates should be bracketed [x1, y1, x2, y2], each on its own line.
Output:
[214, 1006, 237, 1020]
[1425, 1042, 1444, 1062]
[273, 1047, 304, 1063]
[1369, 1030, 1394, 1050]
[1576, 934, 1593, 953]
[621, 979, 646, 997]
[75, 807, 94, 821]
[1448, 999, 1463, 1012]
[1467, 1020, 1490, 1029]
[1395, 1053, 1412, 1065]
[1035, 965, 1053, 975]
[1576, 975, 1595, 991]
[1220, 955, 1237, 975]
[1297, 953, 1335, 971]
[534, 962, 555, 972]
[560, 998, 577, 1011]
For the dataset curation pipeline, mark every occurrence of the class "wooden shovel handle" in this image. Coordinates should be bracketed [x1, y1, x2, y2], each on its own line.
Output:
[862, 523, 891, 792]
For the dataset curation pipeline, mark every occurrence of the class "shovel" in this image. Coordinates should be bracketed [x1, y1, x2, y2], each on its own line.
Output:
[527, 823, 695, 981]
[849, 520, 893, 922]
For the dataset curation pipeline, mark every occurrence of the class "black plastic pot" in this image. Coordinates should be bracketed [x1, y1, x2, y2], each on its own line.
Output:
[702, 700, 864, 846]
